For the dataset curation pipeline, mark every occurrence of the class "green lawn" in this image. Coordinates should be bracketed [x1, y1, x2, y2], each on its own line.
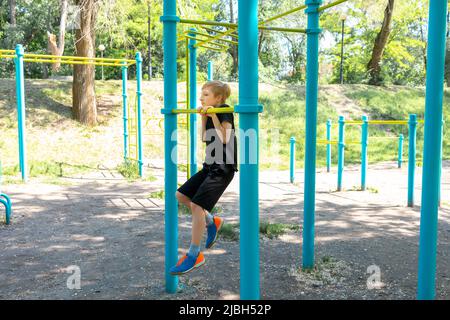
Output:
[0, 79, 448, 182]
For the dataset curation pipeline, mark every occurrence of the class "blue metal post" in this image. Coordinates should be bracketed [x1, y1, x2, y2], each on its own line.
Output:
[160, 0, 179, 294]
[398, 134, 404, 168]
[235, 0, 263, 300]
[207, 61, 213, 80]
[122, 63, 129, 162]
[326, 119, 331, 172]
[0, 161, 12, 225]
[189, 29, 198, 176]
[337, 115, 345, 191]
[302, 0, 322, 270]
[408, 114, 417, 207]
[15, 44, 27, 182]
[361, 115, 368, 190]
[136, 52, 144, 177]
[290, 137, 296, 183]
[417, 0, 448, 300]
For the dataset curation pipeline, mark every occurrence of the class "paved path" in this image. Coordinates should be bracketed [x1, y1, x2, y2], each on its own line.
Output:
[1, 161, 449, 299]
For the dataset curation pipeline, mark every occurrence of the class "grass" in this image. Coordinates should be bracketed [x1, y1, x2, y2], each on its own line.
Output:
[0, 79, 448, 183]
[259, 221, 301, 239]
[116, 161, 140, 180]
[348, 185, 379, 193]
[218, 223, 239, 241]
[148, 190, 164, 199]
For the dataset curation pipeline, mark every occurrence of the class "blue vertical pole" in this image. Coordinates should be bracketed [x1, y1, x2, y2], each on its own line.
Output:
[189, 29, 198, 176]
[235, 0, 263, 300]
[417, 0, 447, 300]
[160, 0, 179, 294]
[15, 44, 27, 182]
[408, 114, 417, 207]
[326, 119, 331, 172]
[290, 137, 296, 183]
[361, 115, 368, 191]
[398, 134, 404, 168]
[207, 61, 213, 80]
[136, 52, 144, 177]
[122, 63, 129, 162]
[302, 0, 322, 270]
[337, 115, 345, 191]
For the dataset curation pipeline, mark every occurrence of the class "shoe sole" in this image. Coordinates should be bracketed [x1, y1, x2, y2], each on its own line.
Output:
[206, 219, 224, 249]
[170, 260, 205, 276]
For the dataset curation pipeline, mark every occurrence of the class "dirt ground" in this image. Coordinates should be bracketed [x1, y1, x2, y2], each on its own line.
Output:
[1, 161, 449, 300]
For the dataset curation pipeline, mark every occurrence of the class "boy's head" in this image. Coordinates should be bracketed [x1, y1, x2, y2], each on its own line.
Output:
[200, 80, 231, 107]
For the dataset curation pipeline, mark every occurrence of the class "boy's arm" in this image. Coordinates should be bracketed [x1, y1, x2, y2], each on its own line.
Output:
[211, 114, 232, 144]
[201, 116, 207, 142]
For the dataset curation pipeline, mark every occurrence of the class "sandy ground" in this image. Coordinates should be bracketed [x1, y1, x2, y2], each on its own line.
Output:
[1, 161, 449, 300]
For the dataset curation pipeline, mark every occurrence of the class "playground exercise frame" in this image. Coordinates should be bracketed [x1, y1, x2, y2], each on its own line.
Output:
[161, 0, 447, 300]
[0, 45, 144, 181]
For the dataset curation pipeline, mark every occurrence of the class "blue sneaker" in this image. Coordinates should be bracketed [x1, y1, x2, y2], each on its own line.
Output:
[170, 252, 205, 275]
[205, 216, 224, 249]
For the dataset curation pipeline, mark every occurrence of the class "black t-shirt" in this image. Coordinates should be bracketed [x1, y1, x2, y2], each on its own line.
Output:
[204, 104, 238, 172]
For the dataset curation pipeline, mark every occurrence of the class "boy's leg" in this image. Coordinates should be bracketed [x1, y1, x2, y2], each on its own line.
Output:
[176, 191, 192, 208]
[190, 202, 206, 246]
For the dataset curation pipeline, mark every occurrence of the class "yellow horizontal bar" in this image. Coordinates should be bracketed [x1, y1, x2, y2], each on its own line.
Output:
[185, 31, 238, 45]
[318, 0, 349, 12]
[346, 141, 361, 145]
[0, 54, 16, 59]
[258, 26, 307, 33]
[201, 27, 239, 39]
[24, 53, 135, 64]
[172, 107, 234, 114]
[317, 140, 338, 145]
[185, 35, 229, 49]
[0, 49, 15, 53]
[195, 28, 236, 49]
[368, 120, 409, 125]
[260, 4, 307, 25]
[179, 18, 237, 29]
[23, 58, 133, 67]
[197, 44, 229, 52]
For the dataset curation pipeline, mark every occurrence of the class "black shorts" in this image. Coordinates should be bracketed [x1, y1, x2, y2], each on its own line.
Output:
[177, 163, 235, 212]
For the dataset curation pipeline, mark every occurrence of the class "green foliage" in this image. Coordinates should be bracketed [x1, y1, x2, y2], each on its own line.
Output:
[218, 223, 239, 241]
[259, 221, 300, 239]
[149, 190, 164, 199]
[0, 0, 434, 85]
[116, 160, 140, 180]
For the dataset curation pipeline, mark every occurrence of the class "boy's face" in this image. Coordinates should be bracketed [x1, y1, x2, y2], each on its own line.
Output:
[200, 87, 222, 107]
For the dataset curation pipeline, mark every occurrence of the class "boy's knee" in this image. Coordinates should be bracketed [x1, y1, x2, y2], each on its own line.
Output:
[190, 202, 205, 214]
[176, 191, 188, 203]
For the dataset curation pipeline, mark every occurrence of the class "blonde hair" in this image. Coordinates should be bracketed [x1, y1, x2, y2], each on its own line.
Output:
[202, 80, 231, 103]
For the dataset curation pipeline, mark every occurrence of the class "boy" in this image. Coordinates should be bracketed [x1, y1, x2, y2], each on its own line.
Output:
[170, 80, 237, 275]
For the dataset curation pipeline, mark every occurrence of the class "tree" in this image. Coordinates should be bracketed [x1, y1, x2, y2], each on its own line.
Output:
[72, 0, 98, 126]
[9, 0, 16, 26]
[227, 0, 238, 79]
[367, 0, 395, 85]
[47, 0, 69, 71]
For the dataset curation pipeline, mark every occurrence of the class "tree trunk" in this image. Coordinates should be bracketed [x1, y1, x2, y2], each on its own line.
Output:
[227, 0, 238, 79]
[72, 0, 97, 126]
[367, 0, 395, 85]
[47, 0, 69, 72]
[9, 0, 16, 26]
